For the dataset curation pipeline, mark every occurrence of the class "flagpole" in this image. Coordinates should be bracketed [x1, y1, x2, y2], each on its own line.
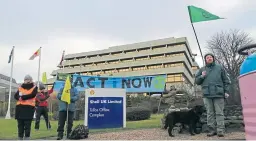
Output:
[190, 23, 205, 66]
[44, 74, 51, 129]
[62, 50, 65, 73]
[66, 104, 69, 139]
[37, 47, 42, 88]
[5, 46, 15, 119]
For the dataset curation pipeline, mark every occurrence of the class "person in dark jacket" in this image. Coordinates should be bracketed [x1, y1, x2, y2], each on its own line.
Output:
[56, 86, 79, 140]
[34, 82, 53, 130]
[14, 75, 38, 140]
[195, 53, 231, 137]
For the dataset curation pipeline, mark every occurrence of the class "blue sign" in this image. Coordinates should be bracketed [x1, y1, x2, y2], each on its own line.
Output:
[87, 97, 124, 129]
[53, 74, 166, 93]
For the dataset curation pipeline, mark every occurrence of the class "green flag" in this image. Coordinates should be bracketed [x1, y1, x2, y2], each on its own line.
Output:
[188, 5, 223, 23]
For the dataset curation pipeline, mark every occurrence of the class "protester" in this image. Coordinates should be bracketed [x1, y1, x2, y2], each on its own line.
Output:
[56, 85, 79, 140]
[34, 82, 53, 131]
[195, 53, 231, 137]
[14, 75, 38, 140]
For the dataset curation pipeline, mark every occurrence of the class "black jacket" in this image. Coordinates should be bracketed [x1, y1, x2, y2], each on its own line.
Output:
[14, 83, 38, 120]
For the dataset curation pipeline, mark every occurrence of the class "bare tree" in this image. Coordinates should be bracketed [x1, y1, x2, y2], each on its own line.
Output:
[206, 29, 254, 104]
[174, 83, 194, 107]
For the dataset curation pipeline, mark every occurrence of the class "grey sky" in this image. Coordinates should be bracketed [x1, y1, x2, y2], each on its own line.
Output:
[0, 0, 256, 83]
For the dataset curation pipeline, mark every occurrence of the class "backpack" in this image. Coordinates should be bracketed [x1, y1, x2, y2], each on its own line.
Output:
[69, 124, 89, 140]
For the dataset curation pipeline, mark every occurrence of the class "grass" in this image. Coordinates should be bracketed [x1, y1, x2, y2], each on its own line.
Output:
[0, 114, 163, 140]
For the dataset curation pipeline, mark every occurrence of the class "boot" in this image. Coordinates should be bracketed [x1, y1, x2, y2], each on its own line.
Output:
[67, 130, 72, 139]
[57, 132, 63, 140]
[18, 137, 23, 140]
[24, 137, 30, 140]
[217, 131, 224, 137]
[207, 127, 216, 137]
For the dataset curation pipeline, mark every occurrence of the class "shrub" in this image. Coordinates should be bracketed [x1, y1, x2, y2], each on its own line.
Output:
[126, 106, 151, 121]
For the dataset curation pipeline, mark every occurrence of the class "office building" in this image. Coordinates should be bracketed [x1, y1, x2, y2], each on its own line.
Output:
[0, 74, 19, 102]
[48, 37, 199, 93]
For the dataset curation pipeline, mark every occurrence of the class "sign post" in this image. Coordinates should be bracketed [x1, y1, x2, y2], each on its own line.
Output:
[84, 88, 126, 129]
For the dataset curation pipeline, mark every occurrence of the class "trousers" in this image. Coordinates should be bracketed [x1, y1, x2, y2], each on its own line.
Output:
[203, 98, 225, 132]
[57, 111, 74, 137]
[17, 119, 32, 138]
[35, 106, 51, 129]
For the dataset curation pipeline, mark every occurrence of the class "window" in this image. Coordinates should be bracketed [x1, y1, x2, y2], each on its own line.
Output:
[147, 64, 162, 69]
[125, 50, 136, 54]
[136, 56, 148, 61]
[174, 74, 183, 82]
[166, 53, 184, 57]
[111, 52, 122, 55]
[166, 74, 184, 83]
[119, 68, 129, 72]
[192, 66, 199, 70]
[137, 48, 149, 52]
[121, 58, 133, 62]
[152, 45, 164, 50]
[85, 63, 93, 67]
[92, 71, 101, 75]
[99, 53, 109, 57]
[133, 66, 146, 71]
[150, 54, 164, 59]
[97, 62, 106, 65]
[108, 60, 119, 64]
[105, 69, 116, 74]
[164, 63, 183, 68]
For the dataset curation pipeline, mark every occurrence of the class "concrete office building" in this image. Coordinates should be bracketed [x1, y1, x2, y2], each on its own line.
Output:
[48, 37, 199, 93]
[0, 74, 19, 102]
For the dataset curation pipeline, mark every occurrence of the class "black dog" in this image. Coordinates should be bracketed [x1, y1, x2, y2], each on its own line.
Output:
[164, 105, 204, 137]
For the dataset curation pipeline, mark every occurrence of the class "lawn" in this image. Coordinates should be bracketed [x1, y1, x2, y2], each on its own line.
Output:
[0, 114, 163, 140]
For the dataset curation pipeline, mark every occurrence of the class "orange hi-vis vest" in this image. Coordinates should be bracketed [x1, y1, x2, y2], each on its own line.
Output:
[16, 86, 36, 107]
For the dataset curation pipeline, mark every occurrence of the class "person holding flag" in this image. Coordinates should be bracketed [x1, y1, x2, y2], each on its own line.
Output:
[56, 75, 79, 140]
[34, 82, 53, 131]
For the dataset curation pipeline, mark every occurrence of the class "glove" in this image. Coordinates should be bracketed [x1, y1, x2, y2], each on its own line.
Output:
[19, 92, 23, 96]
[225, 93, 229, 98]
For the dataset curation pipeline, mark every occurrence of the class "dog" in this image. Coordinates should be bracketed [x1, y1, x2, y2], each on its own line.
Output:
[164, 105, 204, 137]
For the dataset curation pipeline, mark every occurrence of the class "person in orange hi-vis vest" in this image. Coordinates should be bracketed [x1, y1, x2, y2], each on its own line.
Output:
[14, 75, 38, 140]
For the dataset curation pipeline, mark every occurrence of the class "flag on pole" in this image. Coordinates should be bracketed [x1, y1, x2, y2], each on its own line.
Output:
[29, 48, 41, 60]
[59, 50, 65, 66]
[8, 47, 14, 63]
[187, 5, 223, 23]
[61, 75, 71, 104]
[42, 72, 47, 84]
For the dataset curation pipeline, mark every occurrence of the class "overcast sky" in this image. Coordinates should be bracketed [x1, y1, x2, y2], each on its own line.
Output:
[0, 0, 256, 83]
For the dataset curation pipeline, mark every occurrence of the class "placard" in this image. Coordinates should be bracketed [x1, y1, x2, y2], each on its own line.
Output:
[84, 88, 126, 129]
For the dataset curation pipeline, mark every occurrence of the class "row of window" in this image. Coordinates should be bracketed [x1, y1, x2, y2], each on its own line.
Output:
[78, 62, 184, 76]
[166, 74, 184, 83]
[64, 53, 185, 69]
[66, 44, 185, 61]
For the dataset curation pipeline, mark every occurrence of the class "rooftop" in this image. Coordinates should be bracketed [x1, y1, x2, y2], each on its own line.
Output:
[64, 37, 193, 59]
[0, 74, 17, 83]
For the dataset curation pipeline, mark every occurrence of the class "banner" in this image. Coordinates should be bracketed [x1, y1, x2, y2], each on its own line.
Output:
[53, 74, 166, 93]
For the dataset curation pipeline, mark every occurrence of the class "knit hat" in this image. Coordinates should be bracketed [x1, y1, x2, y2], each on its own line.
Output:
[24, 75, 33, 81]
[204, 53, 215, 61]
[35, 81, 45, 90]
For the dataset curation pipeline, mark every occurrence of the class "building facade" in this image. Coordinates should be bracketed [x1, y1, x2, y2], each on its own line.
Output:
[48, 37, 199, 93]
[0, 74, 19, 102]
